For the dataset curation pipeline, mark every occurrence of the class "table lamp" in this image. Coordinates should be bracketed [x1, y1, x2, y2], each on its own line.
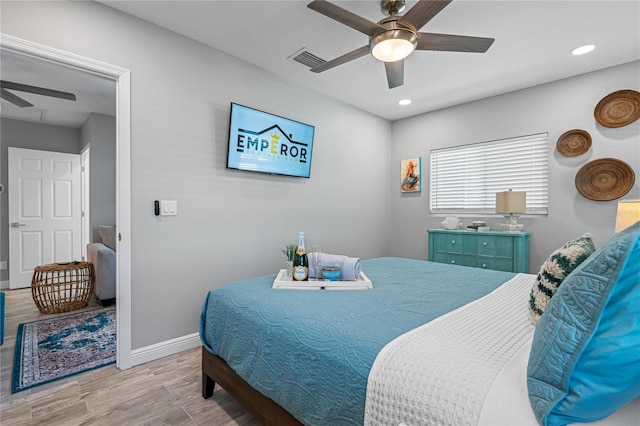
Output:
[615, 199, 640, 232]
[496, 189, 526, 233]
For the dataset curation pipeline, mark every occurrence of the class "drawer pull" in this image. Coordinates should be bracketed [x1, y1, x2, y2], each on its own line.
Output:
[451, 240, 456, 244]
[451, 260, 456, 264]
[483, 242, 488, 246]
[482, 264, 487, 268]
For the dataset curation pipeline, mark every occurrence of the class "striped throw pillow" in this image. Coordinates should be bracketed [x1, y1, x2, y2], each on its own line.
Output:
[529, 234, 595, 325]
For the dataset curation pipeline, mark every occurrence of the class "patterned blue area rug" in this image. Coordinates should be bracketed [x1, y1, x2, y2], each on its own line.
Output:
[12, 308, 116, 393]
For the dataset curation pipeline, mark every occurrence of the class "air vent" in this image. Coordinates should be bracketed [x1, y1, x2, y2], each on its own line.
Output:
[288, 48, 327, 69]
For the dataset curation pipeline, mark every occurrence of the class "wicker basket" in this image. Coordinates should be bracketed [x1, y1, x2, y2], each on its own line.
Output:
[31, 261, 94, 314]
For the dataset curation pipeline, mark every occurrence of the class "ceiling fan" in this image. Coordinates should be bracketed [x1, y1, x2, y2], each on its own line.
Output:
[1, 80, 76, 108]
[307, 0, 495, 88]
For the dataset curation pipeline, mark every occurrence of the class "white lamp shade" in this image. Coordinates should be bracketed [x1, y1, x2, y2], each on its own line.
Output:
[615, 199, 640, 232]
[370, 30, 417, 62]
[372, 38, 414, 61]
[496, 190, 526, 214]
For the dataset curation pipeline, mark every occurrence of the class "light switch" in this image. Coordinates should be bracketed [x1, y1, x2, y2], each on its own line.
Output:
[160, 200, 177, 216]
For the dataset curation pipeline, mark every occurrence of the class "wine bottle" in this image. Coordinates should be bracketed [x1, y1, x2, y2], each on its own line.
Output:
[293, 231, 309, 281]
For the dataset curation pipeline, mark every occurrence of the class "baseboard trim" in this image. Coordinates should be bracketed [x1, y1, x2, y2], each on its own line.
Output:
[130, 332, 201, 367]
[0, 281, 8, 290]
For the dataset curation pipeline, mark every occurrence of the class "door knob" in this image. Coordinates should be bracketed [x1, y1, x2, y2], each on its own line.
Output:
[10, 223, 26, 228]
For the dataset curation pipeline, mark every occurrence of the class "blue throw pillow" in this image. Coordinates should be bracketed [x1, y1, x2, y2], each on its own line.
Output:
[527, 221, 640, 425]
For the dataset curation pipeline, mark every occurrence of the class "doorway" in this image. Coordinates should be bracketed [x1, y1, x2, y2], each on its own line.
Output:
[0, 34, 132, 369]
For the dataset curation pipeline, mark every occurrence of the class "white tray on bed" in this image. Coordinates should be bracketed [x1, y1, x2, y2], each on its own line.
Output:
[272, 269, 372, 290]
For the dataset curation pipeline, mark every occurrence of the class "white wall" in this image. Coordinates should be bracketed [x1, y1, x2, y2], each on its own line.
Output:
[81, 113, 116, 243]
[0, 1, 392, 349]
[0, 118, 82, 282]
[389, 60, 640, 271]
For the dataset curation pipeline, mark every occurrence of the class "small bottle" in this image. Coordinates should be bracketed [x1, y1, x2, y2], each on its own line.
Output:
[293, 231, 309, 281]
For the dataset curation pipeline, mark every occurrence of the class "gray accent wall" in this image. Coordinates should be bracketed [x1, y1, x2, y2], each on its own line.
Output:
[81, 113, 116, 243]
[390, 60, 640, 270]
[0, 118, 81, 282]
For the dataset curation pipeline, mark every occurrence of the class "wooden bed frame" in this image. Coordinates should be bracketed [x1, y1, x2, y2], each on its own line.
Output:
[201, 346, 303, 426]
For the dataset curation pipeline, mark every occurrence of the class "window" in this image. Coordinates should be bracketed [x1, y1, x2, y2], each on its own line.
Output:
[430, 133, 548, 215]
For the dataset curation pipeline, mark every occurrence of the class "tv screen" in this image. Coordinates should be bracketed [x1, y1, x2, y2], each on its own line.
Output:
[226, 103, 315, 178]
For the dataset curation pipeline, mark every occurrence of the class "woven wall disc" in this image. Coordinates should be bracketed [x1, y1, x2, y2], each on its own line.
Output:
[556, 129, 592, 157]
[575, 158, 635, 201]
[594, 89, 640, 128]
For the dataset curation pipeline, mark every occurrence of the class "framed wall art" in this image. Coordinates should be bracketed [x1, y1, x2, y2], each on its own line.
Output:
[401, 157, 421, 193]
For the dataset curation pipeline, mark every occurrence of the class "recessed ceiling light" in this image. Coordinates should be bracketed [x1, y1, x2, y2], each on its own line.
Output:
[398, 99, 412, 106]
[572, 44, 596, 56]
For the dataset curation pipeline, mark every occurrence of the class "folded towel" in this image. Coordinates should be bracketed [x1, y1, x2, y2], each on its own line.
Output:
[308, 253, 361, 281]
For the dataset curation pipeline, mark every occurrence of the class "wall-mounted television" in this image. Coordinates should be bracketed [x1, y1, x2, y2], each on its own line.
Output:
[226, 103, 315, 178]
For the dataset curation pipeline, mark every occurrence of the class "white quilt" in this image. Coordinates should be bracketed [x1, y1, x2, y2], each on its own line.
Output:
[364, 273, 536, 426]
[364, 273, 640, 426]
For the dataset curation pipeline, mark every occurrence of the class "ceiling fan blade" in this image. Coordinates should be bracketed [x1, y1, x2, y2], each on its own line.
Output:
[308, 0, 385, 37]
[416, 32, 495, 53]
[310, 45, 370, 73]
[397, 0, 452, 32]
[0, 80, 76, 101]
[384, 60, 404, 89]
[1, 88, 34, 108]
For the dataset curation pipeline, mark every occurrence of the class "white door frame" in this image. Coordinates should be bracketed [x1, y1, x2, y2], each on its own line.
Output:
[80, 145, 91, 260]
[0, 34, 133, 369]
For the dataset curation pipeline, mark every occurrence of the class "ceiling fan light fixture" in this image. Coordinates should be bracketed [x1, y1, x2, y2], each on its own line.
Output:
[370, 29, 417, 62]
[307, 0, 494, 88]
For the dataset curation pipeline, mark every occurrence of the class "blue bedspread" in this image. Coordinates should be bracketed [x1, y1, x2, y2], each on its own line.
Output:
[200, 257, 515, 425]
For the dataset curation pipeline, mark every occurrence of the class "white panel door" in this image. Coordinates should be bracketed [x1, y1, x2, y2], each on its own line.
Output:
[8, 148, 81, 289]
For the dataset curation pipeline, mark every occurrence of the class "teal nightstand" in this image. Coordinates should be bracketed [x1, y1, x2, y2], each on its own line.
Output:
[427, 229, 529, 273]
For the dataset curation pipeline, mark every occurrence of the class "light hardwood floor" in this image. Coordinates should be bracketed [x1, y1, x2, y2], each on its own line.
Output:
[0, 288, 259, 425]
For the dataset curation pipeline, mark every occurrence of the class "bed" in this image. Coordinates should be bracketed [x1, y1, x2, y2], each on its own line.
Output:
[200, 225, 640, 426]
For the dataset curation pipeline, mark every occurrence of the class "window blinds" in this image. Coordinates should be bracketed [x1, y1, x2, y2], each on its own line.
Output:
[430, 133, 549, 215]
